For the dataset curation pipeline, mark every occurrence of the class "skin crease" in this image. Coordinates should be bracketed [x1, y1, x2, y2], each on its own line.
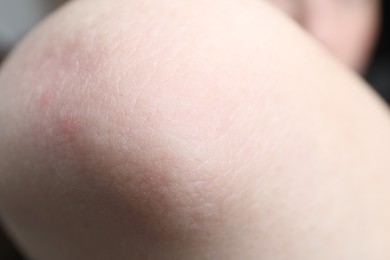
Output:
[0, 0, 390, 259]
[265, 0, 380, 72]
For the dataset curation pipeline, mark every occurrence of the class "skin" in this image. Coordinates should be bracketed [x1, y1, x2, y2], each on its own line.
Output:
[265, 0, 381, 72]
[0, 0, 390, 259]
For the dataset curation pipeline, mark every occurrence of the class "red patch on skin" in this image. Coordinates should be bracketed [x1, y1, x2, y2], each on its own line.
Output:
[28, 112, 85, 163]
[38, 88, 53, 109]
[53, 114, 90, 163]
[56, 114, 81, 146]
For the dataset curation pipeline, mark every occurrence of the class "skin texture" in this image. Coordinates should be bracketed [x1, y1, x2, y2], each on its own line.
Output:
[0, 0, 390, 259]
[265, 0, 381, 72]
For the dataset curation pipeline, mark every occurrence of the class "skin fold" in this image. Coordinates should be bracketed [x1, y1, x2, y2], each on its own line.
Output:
[0, 0, 390, 259]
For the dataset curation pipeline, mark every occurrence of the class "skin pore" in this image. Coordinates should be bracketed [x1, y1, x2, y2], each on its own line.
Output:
[0, 0, 389, 259]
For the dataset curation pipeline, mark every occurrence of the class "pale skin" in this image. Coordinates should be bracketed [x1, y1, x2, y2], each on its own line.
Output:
[265, 0, 381, 72]
[0, 0, 390, 259]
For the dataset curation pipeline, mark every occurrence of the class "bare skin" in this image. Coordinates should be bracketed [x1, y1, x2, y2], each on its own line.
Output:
[265, 0, 381, 72]
[0, 0, 390, 259]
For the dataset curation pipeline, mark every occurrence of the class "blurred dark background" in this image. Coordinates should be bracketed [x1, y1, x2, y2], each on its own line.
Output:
[0, 228, 24, 260]
[0, 1, 389, 260]
[368, 0, 390, 102]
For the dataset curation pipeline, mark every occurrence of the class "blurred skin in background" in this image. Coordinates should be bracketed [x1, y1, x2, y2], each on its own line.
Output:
[266, 0, 381, 72]
[0, 0, 390, 259]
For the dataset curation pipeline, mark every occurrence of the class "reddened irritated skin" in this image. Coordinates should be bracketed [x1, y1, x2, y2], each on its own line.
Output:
[0, 0, 390, 259]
